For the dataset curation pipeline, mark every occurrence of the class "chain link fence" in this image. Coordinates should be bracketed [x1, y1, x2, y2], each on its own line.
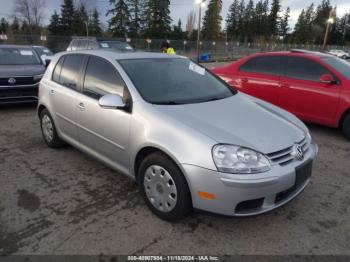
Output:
[0, 34, 349, 61]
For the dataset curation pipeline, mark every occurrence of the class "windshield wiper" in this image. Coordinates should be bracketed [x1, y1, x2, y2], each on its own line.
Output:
[153, 101, 184, 105]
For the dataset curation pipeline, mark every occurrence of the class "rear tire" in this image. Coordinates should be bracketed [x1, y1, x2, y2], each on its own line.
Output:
[40, 109, 65, 148]
[342, 55, 347, 59]
[342, 114, 350, 141]
[138, 152, 192, 221]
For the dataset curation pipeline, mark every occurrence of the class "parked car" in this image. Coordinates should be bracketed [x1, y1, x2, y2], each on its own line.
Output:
[32, 45, 54, 64]
[328, 49, 350, 59]
[66, 37, 134, 52]
[38, 50, 318, 220]
[0, 45, 46, 104]
[212, 50, 350, 140]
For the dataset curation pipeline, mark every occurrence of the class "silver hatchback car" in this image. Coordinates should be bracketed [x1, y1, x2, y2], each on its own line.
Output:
[38, 50, 318, 221]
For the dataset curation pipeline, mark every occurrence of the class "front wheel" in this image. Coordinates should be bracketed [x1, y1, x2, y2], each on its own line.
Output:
[138, 152, 192, 221]
[342, 114, 350, 141]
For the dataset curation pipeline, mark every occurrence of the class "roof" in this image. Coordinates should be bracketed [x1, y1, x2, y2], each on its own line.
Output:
[249, 50, 333, 59]
[59, 49, 184, 60]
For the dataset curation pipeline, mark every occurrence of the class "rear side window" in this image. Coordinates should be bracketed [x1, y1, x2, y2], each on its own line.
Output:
[78, 40, 88, 50]
[286, 57, 331, 82]
[240, 56, 283, 76]
[52, 56, 65, 83]
[83, 56, 125, 100]
[59, 54, 85, 90]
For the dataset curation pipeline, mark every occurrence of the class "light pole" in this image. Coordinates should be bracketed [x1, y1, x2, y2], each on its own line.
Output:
[84, 21, 89, 37]
[196, 0, 206, 63]
[322, 9, 335, 50]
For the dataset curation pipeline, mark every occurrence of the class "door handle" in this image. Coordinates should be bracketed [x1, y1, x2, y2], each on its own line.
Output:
[241, 78, 248, 83]
[77, 102, 85, 110]
[50, 89, 55, 95]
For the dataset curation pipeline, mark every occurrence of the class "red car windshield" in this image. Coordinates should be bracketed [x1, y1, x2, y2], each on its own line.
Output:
[322, 57, 350, 80]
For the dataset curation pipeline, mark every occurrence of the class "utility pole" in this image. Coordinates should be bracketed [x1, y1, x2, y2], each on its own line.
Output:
[322, 9, 335, 50]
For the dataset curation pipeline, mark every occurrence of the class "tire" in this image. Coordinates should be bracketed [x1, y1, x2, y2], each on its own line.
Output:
[342, 55, 347, 59]
[342, 114, 350, 141]
[40, 109, 65, 148]
[138, 152, 192, 221]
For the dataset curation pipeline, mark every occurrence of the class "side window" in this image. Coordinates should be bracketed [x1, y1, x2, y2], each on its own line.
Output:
[59, 54, 85, 90]
[239, 56, 283, 76]
[78, 40, 88, 50]
[88, 41, 99, 49]
[71, 40, 78, 51]
[52, 56, 65, 83]
[286, 57, 331, 82]
[83, 56, 126, 100]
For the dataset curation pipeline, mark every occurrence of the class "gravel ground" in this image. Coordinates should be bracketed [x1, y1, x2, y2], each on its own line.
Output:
[0, 70, 350, 256]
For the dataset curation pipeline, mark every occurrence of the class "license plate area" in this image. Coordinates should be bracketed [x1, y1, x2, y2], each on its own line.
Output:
[295, 160, 313, 187]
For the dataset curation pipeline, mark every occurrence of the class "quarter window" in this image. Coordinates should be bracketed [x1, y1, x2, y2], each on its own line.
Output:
[59, 54, 85, 90]
[286, 57, 332, 82]
[83, 56, 125, 100]
[52, 56, 65, 83]
[239, 56, 283, 76]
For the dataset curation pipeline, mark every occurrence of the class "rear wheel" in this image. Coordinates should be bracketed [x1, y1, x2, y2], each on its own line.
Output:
[342, 114, 350, 141]
[342, 55, 347, 59]
[138, 152, 192, 221]
[40, 109, 65, 148]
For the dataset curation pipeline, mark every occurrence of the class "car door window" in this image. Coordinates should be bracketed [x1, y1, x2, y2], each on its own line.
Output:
[83, 56, 126, 100]
[286, 57, 331, 82]
[239, 56, 283, 76]
[59, 54, 85, 90]
[52, 56, 65, 83]
[78, 40, 88, 50]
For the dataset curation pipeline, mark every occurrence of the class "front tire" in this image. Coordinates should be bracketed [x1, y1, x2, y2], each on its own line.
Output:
[342, 114, 350, 141]
[138, 152, 192, 221]
[40, 109, 65, 148]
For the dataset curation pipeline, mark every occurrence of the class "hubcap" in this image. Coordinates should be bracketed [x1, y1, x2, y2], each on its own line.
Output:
[42, 115, 54, 143]
[143, 165, 177, 212]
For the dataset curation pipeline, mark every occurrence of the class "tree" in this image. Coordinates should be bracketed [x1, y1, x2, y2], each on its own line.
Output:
[89, 9, 102, 36]
[144, 0, 172, 38]
[11, 16, 21, 34]
[268, 0, 281, 38]
[171, 19, 184, 39]
[14, 0, 46, 34]
[202, 0, 223, 40]
[186, 10, 196, 37]
[48, 11, 61, 35]
[242, 0, 254, 42]
[107, 0, 130, 37]
[0, 18, 9, 34]
[59, 0, 75, 35]
[72, 5, 88, 36]
[226, 0, 240, 40]
[128, 0, 141, 37]
[279, 7, 290, 41]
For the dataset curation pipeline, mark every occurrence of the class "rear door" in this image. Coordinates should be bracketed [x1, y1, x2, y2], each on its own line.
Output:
[278, 56, 340, 124]
[238, 56, 283, 105]
[75, 56, 132, 174]
[49, 54, 86, 140]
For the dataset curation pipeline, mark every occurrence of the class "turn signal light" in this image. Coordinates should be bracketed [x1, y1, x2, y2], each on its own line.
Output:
[198, 191, 217, 200]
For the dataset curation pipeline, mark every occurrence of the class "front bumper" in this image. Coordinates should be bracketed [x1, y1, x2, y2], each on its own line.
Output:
[182, 142, 318, 216]
[0, 84, 38, 104]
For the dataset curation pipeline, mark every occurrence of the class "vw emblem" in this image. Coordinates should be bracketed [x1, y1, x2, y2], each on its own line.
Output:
[291, 144, 304, 161]
[8, 78, 16, 85]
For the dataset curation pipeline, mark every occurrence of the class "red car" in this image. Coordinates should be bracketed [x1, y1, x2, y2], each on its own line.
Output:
[212, 50, 350, 140]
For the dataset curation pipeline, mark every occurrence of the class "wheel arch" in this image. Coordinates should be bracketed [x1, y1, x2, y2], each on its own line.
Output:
[339, 109, 350, 128]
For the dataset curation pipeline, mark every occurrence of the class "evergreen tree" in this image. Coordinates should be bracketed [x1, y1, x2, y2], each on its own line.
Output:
[48, 11, 61, 35]
[11, 16, 20, 34]
[0, 18, 9, 34]
[268, 0, 281, 38]
[72, 5, 88, 36]
[313, 0, 332, 44]
[242, 0, 254, 42]
[107, 0, 130, 37]
[59, 0, 75, 35]
[145, 0, 172, 38]
[202, 0, 223, 40]
[171, 19, 184, 39]
[226, 0, 240, 40]
[128, 0, 141, 37]
[279, 7, 290, 40]
[90, 9, 102, 36]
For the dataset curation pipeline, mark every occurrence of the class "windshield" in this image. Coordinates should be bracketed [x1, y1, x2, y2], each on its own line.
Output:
[0, 47, 41, 65]
[119, 58, 235, 104]
[99, 41, 134, 51]
[322, 57, 350, 79]
[34, 47, 53, 57]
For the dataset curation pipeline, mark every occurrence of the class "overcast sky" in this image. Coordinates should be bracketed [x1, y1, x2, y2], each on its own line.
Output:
[0, 0, 349, 30]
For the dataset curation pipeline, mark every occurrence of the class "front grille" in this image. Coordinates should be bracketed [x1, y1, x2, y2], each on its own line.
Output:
[267, 137, 309, 166]
[0, 76, 38, 86]
[235, 197, 264, 212]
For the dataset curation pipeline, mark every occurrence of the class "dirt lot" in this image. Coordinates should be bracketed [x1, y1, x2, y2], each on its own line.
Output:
[1, 69, 350, 255]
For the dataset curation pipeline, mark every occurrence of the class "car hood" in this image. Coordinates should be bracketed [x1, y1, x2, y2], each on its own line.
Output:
[154, 94, 306, 154]
[0, 65, 45, 77]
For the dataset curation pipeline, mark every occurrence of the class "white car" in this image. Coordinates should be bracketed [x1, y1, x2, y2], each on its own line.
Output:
[328, 49, 350, 59]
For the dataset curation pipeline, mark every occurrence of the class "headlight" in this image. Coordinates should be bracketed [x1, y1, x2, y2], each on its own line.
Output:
[33, 74, 43, 82]
[212, 144, 271, 174]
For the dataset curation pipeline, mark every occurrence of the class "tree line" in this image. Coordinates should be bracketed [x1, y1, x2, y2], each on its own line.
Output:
[0, 0, 349, 46]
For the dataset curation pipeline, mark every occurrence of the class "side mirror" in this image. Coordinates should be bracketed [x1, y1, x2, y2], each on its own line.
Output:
[41, 55, 51, 67]
[98, 94, 125, 109]
[320, 74, 336, 84]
